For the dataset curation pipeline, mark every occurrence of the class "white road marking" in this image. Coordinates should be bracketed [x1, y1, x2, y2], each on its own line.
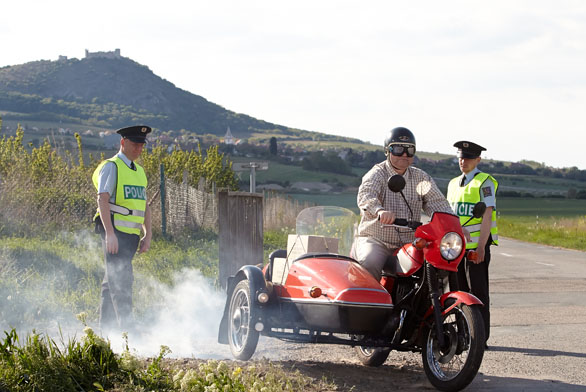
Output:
[500, 253, 514, 257]
[535, 262, 555, 267]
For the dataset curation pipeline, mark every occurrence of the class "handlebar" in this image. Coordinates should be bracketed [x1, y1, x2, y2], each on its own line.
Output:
[380, 218, 422, 230]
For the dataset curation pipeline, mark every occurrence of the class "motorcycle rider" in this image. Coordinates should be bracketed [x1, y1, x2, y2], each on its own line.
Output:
[447, 141, 498, 348]
[355, 127, 453, 280]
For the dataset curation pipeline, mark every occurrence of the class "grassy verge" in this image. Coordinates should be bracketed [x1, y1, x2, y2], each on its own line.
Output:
[0, 327, 335, 392]
[498, 215, 586, 251]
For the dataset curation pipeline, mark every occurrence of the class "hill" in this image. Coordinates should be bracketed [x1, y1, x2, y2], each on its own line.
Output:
[0, 52, 362, 144]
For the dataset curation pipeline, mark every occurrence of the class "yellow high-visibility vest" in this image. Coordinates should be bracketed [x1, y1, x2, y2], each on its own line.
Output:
[92, 157, 147, 235]
[447, 172, 498, 249]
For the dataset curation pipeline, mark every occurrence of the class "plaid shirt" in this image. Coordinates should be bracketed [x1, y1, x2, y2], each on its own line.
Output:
[357, 160, 452, 248]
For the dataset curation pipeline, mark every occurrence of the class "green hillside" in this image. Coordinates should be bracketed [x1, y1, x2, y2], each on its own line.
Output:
[0, 55, 344, 140]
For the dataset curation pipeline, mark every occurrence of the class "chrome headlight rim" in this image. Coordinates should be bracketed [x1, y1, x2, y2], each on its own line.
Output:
[440, 232, 463, 261]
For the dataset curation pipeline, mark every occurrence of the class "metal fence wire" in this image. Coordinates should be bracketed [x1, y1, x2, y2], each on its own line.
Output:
[0, 170, 313, 236]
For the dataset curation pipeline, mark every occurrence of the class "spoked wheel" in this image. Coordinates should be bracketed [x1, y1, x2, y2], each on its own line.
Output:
[422, 303, 485, 392]
[354, 346, 391, 367]
[228, 279, 260, 360]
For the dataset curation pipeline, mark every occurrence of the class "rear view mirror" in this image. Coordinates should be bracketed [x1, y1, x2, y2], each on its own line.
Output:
[472, 202, 486, 218]
[387, 175, 406, 193]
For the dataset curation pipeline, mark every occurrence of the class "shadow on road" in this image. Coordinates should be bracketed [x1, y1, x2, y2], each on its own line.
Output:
[280, 359, 586, 392]
[472, 373, 586, 392]
[488, 345, 586, 359]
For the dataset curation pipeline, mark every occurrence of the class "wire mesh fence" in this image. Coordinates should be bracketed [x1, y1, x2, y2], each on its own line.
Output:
[0, 170, 313, 236]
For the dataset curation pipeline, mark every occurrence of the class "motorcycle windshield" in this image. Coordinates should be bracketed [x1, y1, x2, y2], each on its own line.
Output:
[295, 206, 357, 257]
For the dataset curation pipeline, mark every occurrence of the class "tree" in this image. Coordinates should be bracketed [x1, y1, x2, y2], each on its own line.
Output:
[269, 137, 278, 155]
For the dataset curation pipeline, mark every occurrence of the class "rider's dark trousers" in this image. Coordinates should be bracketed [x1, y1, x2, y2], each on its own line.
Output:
[99, 227, 139, 333]
[457, 242, 491, 343]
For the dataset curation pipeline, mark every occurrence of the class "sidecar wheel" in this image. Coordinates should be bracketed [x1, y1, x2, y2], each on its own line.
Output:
[228, 279, 260, 360]
[422, 303, 485, 392]
[354, 346, 391, 367]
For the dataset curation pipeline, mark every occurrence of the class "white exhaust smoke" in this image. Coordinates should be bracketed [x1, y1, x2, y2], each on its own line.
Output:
[107, 268, 231, 359]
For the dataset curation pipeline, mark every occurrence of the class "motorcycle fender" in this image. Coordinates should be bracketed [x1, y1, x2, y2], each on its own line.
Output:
[422, 291, 483, 321]
[218, 265, 268, 344]
[441, 291, 483, 310]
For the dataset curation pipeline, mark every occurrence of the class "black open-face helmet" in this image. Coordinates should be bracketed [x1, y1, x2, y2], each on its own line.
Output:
[384, 127, 416, 156]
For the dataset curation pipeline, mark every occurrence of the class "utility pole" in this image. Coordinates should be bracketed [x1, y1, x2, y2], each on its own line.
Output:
[232, 161, 269, 193]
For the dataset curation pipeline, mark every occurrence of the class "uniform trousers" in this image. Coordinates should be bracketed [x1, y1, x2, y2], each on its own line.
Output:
[457, 241, 491, 343]
[99, 227, 139, 332]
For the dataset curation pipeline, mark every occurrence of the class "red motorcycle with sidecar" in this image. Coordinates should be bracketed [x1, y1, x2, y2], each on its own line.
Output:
[218, 175, 486, 392]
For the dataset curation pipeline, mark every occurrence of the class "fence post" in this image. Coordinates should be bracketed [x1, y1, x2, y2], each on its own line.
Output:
[160, 163, 166, 238]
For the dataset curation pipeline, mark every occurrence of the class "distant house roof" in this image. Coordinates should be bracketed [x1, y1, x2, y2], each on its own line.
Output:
[103, 134, 120, 149]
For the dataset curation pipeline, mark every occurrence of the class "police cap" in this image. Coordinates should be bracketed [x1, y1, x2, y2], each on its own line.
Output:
[116, 125, 152, 143]
[454, 140, 486, 159]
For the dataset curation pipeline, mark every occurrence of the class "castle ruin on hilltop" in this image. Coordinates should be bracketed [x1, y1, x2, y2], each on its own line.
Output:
[58, 49, 122, 62]
[85, 49, 121, 59]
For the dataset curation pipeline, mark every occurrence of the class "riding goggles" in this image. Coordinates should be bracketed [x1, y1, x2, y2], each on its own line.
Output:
[387, 143, 416, 157]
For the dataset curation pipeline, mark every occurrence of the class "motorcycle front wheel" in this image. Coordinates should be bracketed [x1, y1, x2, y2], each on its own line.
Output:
[422, 303, 485, 392]
[228, 279, 260, 360]
[354, 346, 391, 367]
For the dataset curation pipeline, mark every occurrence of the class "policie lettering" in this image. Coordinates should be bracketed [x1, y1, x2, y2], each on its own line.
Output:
[123, 185, 146, 200]
[451, 202, 475, 217]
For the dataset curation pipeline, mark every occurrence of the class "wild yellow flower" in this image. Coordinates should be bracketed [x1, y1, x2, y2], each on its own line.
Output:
[232, 367, 242, 377]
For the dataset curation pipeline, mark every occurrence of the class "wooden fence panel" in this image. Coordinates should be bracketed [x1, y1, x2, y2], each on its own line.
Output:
[218, 191, 264, 288]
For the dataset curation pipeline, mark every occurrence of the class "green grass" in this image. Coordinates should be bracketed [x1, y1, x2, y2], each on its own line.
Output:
[497, 174, 586, 194]
[0, 328, 336, 392]
[498, 197, 586, 217]
[499, 215, 586, 251]
[232, 158, 362, 186]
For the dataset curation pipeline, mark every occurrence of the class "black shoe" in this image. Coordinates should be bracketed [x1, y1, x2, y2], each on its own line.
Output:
[484, 343, 489, 350]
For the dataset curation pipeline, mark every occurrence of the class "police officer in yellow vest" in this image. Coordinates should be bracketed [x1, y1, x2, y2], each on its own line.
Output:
[447, 141, 498, 348]
[93, 125, 152, 333]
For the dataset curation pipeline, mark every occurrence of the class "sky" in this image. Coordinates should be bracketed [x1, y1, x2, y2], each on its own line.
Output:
[2, 0, 586, 169]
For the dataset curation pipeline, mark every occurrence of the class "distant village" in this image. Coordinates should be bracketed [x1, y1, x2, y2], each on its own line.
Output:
[1, 123, 336, 161]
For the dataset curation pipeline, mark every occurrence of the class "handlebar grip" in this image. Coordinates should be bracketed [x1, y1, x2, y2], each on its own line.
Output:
[409, 221, 423, 229]
[394, 218, 408, 226]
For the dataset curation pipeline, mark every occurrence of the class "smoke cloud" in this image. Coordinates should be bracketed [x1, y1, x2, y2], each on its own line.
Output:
[0, 229, 232, 359]
[110, 268, 231, 359]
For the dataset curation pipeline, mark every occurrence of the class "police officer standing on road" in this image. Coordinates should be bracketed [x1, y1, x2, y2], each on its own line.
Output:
[447, 141, 498, 348]
[93, 125, 152, 334]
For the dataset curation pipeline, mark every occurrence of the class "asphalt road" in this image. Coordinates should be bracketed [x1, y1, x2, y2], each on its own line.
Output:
[468, 237, 586, 391]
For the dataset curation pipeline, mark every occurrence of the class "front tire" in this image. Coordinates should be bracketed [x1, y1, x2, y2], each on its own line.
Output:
[354, 346, 391, 367]
[228, 279, 260, 360]
[422, 304, 485, 392]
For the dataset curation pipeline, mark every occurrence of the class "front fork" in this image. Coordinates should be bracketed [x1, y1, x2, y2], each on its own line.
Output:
[427, 263, 447, 349]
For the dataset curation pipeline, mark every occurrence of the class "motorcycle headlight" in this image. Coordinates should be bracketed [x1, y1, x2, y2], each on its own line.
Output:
[440, 232, 463, 261]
